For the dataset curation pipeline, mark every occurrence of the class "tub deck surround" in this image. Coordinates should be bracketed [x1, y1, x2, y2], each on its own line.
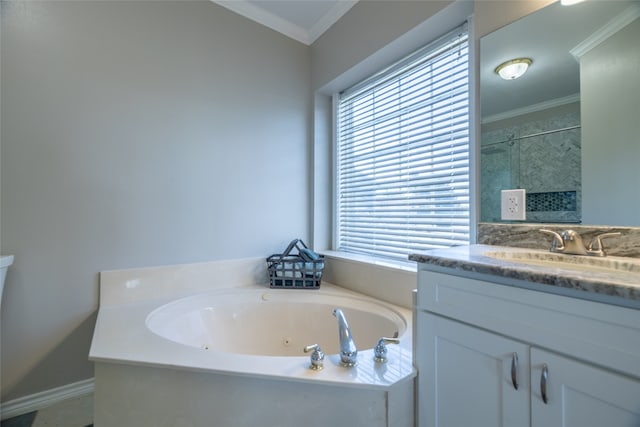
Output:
[90, 258, 414, 390]
[97, 256, 270, 306]
[409, 245, 640, 307]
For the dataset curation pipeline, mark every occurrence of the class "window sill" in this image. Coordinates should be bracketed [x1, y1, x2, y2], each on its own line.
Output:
[318, 250, 417, 273]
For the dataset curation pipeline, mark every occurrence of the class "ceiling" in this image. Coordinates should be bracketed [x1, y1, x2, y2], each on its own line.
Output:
[213, 0, 358, 45]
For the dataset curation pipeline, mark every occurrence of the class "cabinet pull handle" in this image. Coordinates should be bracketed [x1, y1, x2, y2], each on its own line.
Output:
[540, 363, 549, 404]
[510, 352, 518, 390]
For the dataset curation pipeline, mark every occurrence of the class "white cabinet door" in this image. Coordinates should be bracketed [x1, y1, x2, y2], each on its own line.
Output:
[417, 313, 530, 427]
[531, 348, 640, 427]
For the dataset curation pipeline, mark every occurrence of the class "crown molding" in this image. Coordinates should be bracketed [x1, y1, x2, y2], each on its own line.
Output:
[214, 1, 309, 44]
[308, 1, 357, 44]
[213, 1, 356, 45]
[571, 3, 640, 59]
[482, 94, 580, 124]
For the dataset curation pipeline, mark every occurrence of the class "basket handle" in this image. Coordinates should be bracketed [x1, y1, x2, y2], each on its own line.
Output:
[277, 239, 308, 261]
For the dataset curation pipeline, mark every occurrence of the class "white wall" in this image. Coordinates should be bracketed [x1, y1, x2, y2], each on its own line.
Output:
[1, 0, 310, 401]
[581, 18, 640, 226]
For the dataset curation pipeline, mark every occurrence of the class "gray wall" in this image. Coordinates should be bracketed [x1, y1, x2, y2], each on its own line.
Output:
[311, 0, 454, 92]
[1, 0, 560, 404]
[310, 0, 553, 91]
[1, 0, 310, 401]
[581, 18, 640, 226]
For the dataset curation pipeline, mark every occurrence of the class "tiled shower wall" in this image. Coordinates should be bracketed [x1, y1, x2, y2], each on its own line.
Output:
[480, 107, 581, 223]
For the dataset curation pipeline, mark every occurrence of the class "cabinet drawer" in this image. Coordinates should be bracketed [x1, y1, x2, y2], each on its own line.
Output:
[417, 269, 640, 378]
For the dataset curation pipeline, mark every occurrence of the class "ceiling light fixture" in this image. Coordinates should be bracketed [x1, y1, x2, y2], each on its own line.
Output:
[560, 0, 586, 5]
[495, 58, 533, 80]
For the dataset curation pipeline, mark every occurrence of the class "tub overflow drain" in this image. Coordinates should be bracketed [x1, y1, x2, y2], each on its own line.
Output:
[283, 337, 293, 347]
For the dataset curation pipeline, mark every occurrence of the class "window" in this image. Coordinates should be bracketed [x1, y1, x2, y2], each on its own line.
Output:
[336, 24, 470, 261]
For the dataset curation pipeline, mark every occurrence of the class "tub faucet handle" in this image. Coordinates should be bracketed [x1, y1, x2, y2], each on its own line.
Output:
[587, 232, 621, 257]
[303, 344, 325, 371]
[374, 337, 400, 363]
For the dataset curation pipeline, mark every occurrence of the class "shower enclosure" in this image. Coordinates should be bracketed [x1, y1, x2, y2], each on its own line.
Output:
[480, 107, 581, 223]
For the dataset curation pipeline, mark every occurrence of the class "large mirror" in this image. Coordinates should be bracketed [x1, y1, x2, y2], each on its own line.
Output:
[480, 0, 640, 226]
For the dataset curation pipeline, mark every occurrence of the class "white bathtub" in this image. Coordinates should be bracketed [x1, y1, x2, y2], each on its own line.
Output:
[90, 257, 415, 426]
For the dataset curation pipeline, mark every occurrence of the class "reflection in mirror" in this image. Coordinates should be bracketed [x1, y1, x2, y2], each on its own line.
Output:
[480, 0, 640, 225]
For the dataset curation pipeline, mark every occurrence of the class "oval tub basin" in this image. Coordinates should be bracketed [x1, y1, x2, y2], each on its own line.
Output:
[146, 288, 406, 356]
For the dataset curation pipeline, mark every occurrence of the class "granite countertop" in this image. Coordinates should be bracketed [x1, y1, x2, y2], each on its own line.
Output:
[409, 244, 640, 305]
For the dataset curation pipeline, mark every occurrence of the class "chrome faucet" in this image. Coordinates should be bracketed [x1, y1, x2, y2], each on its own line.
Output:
[540, 229, 621, 257]
[333, 308, 357, 367]
[374, 337, 400, 363]
[303, 344, 325, 371]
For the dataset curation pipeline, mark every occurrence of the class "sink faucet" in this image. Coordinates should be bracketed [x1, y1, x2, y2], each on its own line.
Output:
[333, 308, 357, 367]
[540, 229, 621, 257]
[540, 229, 587, 255]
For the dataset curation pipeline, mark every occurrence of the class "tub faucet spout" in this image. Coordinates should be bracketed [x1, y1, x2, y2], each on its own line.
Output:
[333, 308, 357, 367]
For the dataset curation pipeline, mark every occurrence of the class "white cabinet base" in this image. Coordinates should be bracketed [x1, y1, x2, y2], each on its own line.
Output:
[531, 348, 640, 427]
[416, 268, 640, 427]
[418, 314, 529, 427]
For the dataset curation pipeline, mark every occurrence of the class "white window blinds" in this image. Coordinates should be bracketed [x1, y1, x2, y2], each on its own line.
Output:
[336, 24, 470, 261]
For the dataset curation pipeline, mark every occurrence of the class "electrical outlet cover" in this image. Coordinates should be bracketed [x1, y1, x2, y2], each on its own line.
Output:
[501, 189, 526, 221]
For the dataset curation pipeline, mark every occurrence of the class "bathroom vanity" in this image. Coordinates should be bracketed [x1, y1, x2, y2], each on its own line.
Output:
[410, 244, 640, 427]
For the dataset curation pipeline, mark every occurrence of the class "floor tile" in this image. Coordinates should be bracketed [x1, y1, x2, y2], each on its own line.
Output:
[31, 395, 93, 427]
[1, 411, 37, 427]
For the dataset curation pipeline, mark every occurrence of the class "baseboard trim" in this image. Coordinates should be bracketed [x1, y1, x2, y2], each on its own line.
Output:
[1, 378, 94, 420]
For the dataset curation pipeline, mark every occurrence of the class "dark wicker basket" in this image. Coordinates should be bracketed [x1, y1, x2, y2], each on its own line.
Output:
[266, 239, 324, 289]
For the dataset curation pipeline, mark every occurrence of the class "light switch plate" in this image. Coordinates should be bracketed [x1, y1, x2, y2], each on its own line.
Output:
[501, 189, 526, 221]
